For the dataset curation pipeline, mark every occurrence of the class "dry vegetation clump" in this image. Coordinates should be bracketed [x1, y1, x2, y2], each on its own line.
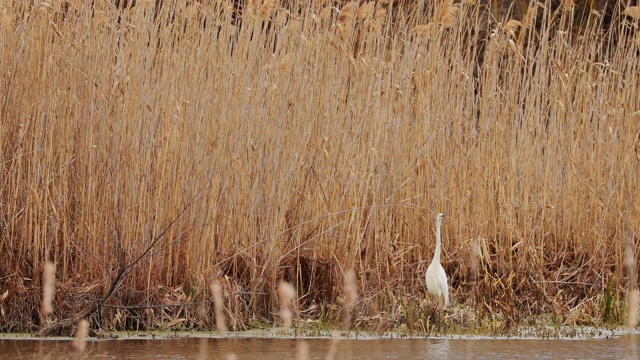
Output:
[0, 0, 639, 336]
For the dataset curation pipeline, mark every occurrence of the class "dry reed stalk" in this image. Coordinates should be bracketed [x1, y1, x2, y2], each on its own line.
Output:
[198, 338, 209, 360]
[326, 270, 357, 359]
[626, 229, 639, 359]
[325, 331, 340, 360]
[296, 340, 309, 360]
[628, 289, 639, 329]
[278, 281, 296, 330]
[470, 238, 481, 306]
[245, 0, 259, 11]
[625, 233, 638, 331]
[522, 3, 539, 29]
[470, 238, 481, 280]
[342, 270, 357, 328]
[211, 281, 228, 332]
[73, 319, 89, 352]
[1, 6, 14, 31]
[41, 262, 55, 317]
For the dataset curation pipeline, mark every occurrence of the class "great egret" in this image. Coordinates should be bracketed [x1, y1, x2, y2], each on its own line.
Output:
[425, 213, 449, 308]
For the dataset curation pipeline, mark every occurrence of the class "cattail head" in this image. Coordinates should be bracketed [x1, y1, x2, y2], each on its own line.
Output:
[211, 281, 228, 332]
[73, 319, 89, 352]
[278, 281, 296, 330]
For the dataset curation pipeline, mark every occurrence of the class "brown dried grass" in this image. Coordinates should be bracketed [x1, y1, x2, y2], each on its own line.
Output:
[0, 0, 638, 334]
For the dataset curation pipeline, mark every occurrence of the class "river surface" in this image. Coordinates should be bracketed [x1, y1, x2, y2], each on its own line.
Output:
[0, 333, 638, 359]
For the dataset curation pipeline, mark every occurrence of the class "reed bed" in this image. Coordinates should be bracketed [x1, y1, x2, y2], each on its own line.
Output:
[0, 0, 639, 335]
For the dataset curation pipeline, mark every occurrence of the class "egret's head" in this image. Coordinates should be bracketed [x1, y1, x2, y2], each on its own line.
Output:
[437, 213, 445, 220]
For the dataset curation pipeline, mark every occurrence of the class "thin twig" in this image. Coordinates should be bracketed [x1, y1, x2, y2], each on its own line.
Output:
[82, 177, 211, 320]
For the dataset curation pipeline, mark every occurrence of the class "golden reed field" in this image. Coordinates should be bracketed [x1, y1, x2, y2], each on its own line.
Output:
[1, 0, 639, 336]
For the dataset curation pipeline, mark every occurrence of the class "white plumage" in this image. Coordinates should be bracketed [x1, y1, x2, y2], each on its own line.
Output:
[425, 213, 449, 308]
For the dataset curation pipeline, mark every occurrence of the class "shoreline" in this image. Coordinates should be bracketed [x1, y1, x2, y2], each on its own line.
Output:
[0, 326, 635, 342]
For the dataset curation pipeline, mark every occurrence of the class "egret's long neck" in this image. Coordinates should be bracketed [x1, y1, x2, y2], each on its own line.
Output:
[432, 218, 442, 264]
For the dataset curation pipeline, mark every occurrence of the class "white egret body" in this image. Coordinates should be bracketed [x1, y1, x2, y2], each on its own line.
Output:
[425, 213, 449, 308]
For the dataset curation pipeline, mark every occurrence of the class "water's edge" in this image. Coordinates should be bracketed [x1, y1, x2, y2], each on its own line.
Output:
[1, 326, 636, 342]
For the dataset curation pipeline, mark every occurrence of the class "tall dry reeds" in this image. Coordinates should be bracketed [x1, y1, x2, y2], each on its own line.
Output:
[0, 0, 639, 334]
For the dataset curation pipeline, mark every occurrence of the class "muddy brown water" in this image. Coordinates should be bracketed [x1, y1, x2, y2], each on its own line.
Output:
[0, 333, 638, 359]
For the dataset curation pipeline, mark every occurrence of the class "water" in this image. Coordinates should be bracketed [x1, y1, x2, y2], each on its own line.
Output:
[0, 334, 637, 359]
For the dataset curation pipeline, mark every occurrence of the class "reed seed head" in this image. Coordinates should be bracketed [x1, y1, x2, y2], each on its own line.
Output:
[259, 0, 275, 20]
[357, 2, 374, 21]
[410, 24, 432, 37]
[373, 8, 387, 33]
[561, 0, 575, 12]
[337, 2, 358, 27]
[623, 6, 640, 20]
[437, 1, 458, 28]
[503, 20, 522, 36]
